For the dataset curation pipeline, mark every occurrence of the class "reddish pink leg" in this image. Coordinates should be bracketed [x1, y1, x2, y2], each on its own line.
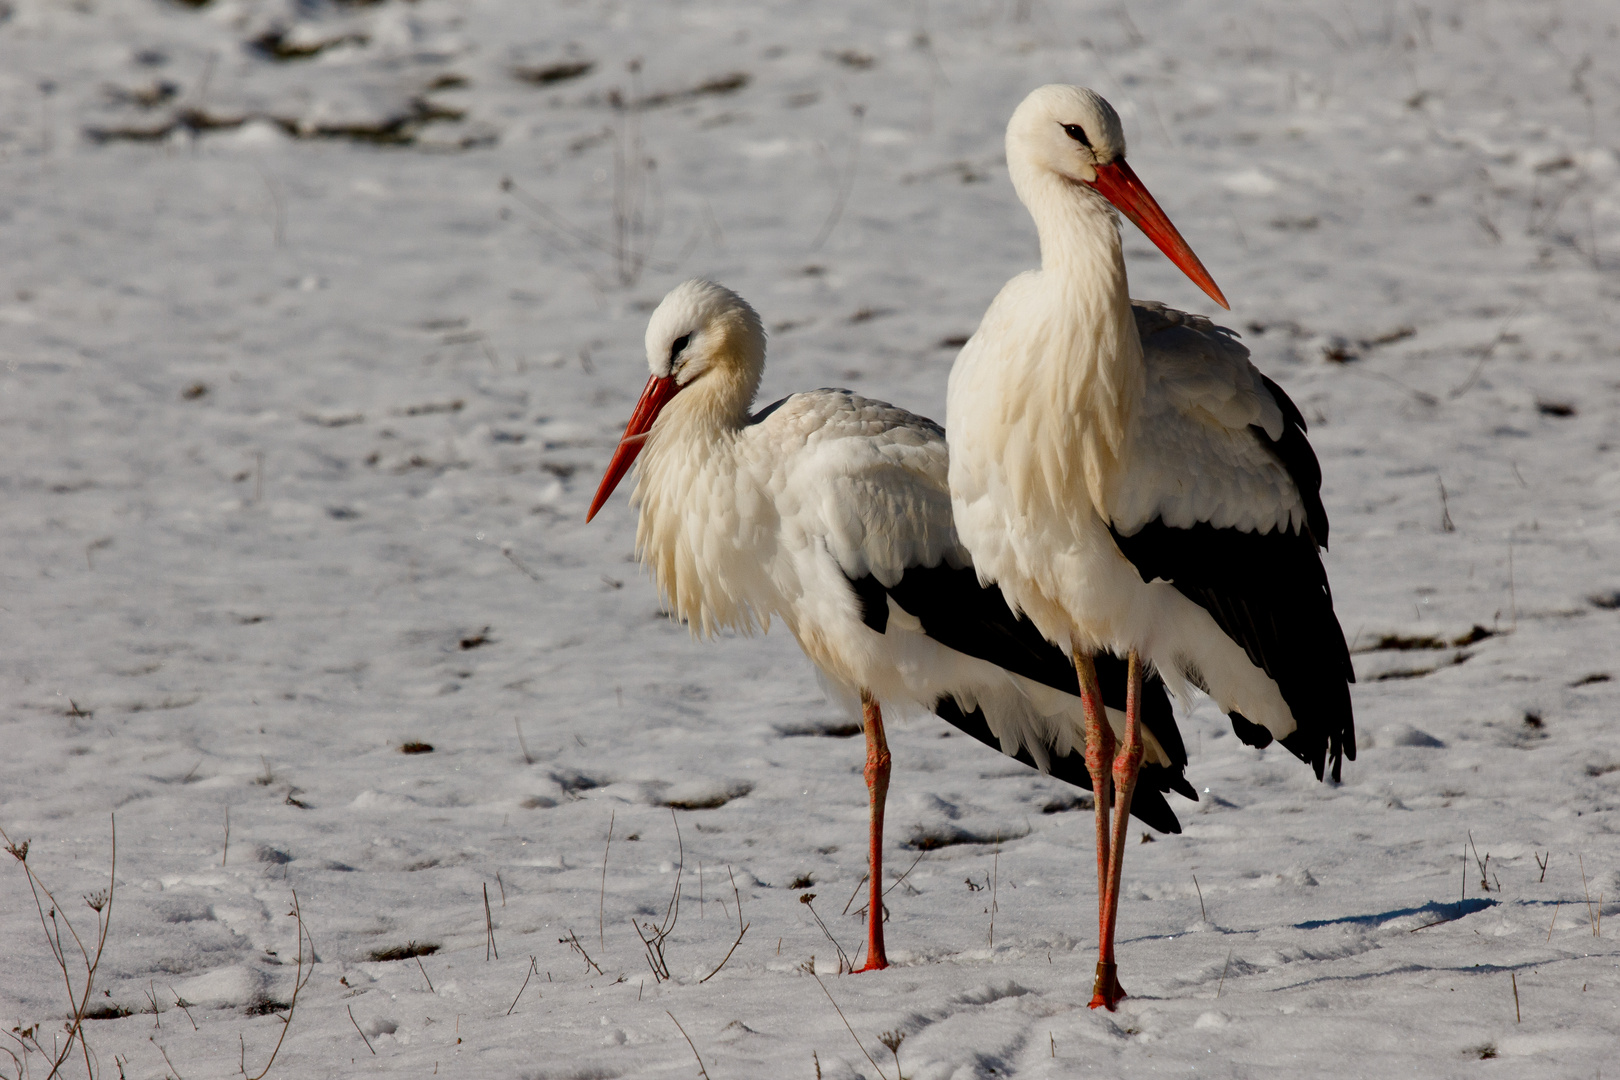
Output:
[853, 689, 891, 973]
[1073, 651, 1126, 1008]
[1093, 651, 1145, 1010]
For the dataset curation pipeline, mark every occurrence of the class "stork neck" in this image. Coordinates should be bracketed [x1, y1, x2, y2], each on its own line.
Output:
[1010, 169, 1145, 516]
[1026, 173, 1133, 319]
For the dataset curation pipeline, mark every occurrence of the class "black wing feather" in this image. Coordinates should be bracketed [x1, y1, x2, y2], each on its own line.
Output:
[1108, 371, 1356, 781]
[848, 562, 1195, 830]
[932, 698, 1186, 834]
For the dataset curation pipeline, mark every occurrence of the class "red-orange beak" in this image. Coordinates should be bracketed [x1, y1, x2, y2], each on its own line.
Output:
[586, 373, 681, 522]
[1087, 159, 1229, 310]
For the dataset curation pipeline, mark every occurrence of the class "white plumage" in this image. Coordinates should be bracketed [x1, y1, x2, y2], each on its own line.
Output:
[947, 85, 1354, 1008]
[590, 279, 1195, 972]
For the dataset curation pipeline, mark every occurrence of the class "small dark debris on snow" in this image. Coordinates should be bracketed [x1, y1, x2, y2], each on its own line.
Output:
[403, 399, 464, 417]
[1523, 711, 1544, 730]
[1322, 339, 1359, 363]
[789, 874, 814, 890]
[460, 628, 491, 650]
[777, 720, 862, 738]
[257, 846, 293, 865]
[82, 1003, 134, 1021]
[1363, 326, 1416, 348]
[370, 941, 440, 962]
[1572, 673, 1611, 686]
[1359, 625, 1496, 652]
[1589, 590, 1620, 610]
[181, 382, 208, 400]
[400, 741, 434, 754]
[939, 334, 971, 348]
[426, 73, 468, 91]
[244, 997, 293, 1017]
[513, 60, 594, 86]
[626, 71, 749, 110]
[105, 79, 179, 109]
[1536, 399, 1576, 417]
[304, 412, 364, 427]
[327, 506, 360, 520]
[250, 28, 369, 62]
[828, 49, 876, 69]
[848, 307, 893, 324]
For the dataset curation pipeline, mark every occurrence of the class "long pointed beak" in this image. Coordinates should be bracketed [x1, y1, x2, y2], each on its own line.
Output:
[586, 373, 681, 522]
[1087, 159, 1229, 310]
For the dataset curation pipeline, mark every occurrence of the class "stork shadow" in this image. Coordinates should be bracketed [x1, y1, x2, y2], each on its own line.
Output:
[1295, 897, 1495, 931]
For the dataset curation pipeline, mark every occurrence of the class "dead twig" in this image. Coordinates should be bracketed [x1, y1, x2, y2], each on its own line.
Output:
[507, 957, 541, 1015]
[244, 890, 314, 1079]
[0, 813, 117, 1080]
[347, 1005, 376, 1055]
[1193, 874, 1208, 922]
[799, 894, 852, 973]
[884, 851, 926, 896]
[805, 962, 889, 1080]
[484, 883, 499, 960]
[699, 922, 749, 984]
[666, 1011, 711, 1080]
[559, 929, 605, 975]
[600, 808, 615, 948]
[1580, 855, 1598, 935]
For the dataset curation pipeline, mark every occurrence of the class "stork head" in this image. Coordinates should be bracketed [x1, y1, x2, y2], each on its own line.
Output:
[587, 280, 766, 521]
[1007, 84, 1227, 310]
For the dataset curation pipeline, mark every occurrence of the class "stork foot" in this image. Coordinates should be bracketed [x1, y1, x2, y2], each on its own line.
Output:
[853, 954, 889, 973]
[1088, 961, 1127, 1011]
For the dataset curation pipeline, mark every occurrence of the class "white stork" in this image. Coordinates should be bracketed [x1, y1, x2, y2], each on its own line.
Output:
[588, 279, 1199, 971]
[946, 86, 1355, 1009]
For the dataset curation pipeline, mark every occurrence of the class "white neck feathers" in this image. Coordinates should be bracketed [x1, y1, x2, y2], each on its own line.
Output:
[1009, 167, 1145, 517]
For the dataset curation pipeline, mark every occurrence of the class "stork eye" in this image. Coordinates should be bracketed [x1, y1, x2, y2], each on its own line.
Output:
[670, 334, 692, 363]
[1061, 123, 1092, 148]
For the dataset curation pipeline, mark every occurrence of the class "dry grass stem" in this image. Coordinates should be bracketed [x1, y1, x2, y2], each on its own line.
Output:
[884, 851, 926, 897]
[666, 1011, 711, 1080]
[484, 883, 499, 960]
[559, 929, 605, 976]
[417, 955, 435, 993]
[244, 890, 314, 1080]
[841, 872, 870, 916]
[507, 957, 541, 1015]
[347, 1005, 376, 1055]
[805, 963, 888, 1080]
[799, 894, 852, 973]
[1193, 874, 1208, 922]
[0, 813, 117, 1080]
[600, 808, 615, 948]
[1580, 855, 1598, 935]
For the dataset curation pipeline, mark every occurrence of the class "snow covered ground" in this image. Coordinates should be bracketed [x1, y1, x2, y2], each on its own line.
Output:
[2, 0, 1618, 1076]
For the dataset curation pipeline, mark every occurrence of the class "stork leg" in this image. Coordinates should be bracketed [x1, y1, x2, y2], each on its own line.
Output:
[1093, 651, 1145, 1011]
[1072, 651, 1125, 1009]
[853, 688, 891, 973]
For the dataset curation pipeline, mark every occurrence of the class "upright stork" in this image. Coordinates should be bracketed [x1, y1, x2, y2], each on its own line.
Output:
[589, 279, 1198, 971]
[946, 86, 1355, 1008]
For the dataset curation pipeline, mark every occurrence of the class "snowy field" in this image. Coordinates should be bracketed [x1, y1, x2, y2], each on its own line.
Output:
[2, 0, 1619, 1076]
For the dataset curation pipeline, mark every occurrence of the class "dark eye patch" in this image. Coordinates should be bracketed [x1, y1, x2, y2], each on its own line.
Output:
[1061, 123, 1092, 148]
[670, 333, 692, 363]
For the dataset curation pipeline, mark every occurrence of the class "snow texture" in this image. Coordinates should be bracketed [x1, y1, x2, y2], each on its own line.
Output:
[2, 0, 1618, 1077]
